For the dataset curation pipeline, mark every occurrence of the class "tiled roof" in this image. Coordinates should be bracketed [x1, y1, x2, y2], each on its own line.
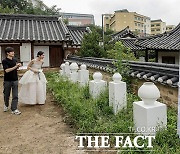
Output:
[111, 26, 137, 40]
[136, 23, 180, 50]
[67, 25, 90, 46]
[119, 38, 145, 51]
[0, 14, 71, 42]
[66, 56, 179, 88]
[111, 27, 144, 51]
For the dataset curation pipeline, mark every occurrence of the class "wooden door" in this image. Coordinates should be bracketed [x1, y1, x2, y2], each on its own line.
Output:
[49, 46, 64, 67]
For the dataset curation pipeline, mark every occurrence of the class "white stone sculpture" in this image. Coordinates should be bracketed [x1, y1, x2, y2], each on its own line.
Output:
[89, 72, 107, 98]
[69, 62, 79, 82]
[59, 63, 65, 76]
[133, 82, 167, 135]
[65, 62, 71, 78]
[109, 73, 127, 114]
[78, 64, 89, 86]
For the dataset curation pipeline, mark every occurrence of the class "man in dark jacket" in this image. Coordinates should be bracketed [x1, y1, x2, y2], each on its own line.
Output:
[2, 47, 22, 115]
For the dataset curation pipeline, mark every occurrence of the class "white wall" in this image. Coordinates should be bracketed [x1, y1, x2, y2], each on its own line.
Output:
[34, 46, 49, 67]
[158, 51, 179, 64]
[144, 17, 151, 35]
[20, 43, 31, 66]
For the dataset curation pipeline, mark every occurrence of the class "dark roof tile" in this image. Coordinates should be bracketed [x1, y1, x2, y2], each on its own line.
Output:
[136, 23, 180, 50]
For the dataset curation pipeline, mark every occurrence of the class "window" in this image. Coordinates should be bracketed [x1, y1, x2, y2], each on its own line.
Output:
[106, 24, 109, 29]
[151, 29, 155, 32]
[105, 17, 109, 20]
[151, 24, 154, 27]
[156, 29, 160, 31]
[162, 56, 175, 64]
[135, 23, 137, 26]
[156, 24, 160, 26]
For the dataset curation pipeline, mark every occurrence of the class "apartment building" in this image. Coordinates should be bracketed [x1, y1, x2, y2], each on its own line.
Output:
[151, 19, 166, 35]
[103, 9, 151, 35]
[166, 25, 176, 32]
[61, 12, 95, 26]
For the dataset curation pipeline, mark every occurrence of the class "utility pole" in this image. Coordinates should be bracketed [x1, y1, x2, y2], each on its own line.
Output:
[102, 14, 105, 49]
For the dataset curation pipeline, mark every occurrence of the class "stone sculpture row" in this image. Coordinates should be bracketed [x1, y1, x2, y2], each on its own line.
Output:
[60, 62, 167, 135]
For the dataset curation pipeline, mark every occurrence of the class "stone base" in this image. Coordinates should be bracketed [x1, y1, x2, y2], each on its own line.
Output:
[89, 80, 107, 98]
[78, 70, 89, 86]
[133, 101, 167, 135]
[109, 81, 127, 114]
[70, 73, 78, 83]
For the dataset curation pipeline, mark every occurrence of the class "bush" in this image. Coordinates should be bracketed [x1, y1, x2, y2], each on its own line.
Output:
[79, 30, 105, 58]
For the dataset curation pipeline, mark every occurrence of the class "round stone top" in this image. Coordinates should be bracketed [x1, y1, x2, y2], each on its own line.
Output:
[93, 72, 102, 81]
[65, 62, 69, 65]
[138, 82, 160, 105]
[70, 62, 78, 70]
[80, 64, 87, 70]
[60, 63, 65, 69]
[113, 73, 122, 82]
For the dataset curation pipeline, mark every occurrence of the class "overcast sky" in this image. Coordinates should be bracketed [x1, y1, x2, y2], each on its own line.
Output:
[43, 0, 180, 26]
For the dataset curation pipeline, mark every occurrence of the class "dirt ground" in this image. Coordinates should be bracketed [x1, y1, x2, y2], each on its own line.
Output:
[0, 77, 87, 154]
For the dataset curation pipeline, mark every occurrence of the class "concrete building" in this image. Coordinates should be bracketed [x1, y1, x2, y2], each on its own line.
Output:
[103, 9, 151, 36]
[151, 19, 166, 35]
[166, 25, 176, 32]
[61, 12, 95, 26]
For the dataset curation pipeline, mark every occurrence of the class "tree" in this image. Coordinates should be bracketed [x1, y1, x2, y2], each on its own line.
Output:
[107, 41, 136, 86]
[0, 0, 61, 15]
[79, 30, 104, 58]
[0, 6, 15, 14]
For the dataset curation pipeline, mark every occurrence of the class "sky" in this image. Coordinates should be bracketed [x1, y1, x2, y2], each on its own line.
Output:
[43, 0, 180, 26]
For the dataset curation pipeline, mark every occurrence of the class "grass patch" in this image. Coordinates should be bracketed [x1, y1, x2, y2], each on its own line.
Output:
[46, 72, 180, 153]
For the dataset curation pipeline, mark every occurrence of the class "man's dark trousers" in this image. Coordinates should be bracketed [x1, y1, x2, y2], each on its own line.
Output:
[3, 81, 18, 111]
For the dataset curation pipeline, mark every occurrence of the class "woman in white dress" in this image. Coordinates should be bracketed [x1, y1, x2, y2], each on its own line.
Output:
[19, 51, 47, 105]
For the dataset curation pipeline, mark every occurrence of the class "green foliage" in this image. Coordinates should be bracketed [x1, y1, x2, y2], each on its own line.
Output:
[46, 72, 180, 153]
[63, 18, 69, 25]
[79, 30, 105, 57]
[84, 24, 115, 57]
[0, 0, 61, 15]
[107, 42, 136, 90]
[0, 6, 15, 14]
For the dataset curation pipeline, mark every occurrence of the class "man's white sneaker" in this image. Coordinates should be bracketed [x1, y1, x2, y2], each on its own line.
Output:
[4, 105, 9, 112]
[11, 109, 21, 115]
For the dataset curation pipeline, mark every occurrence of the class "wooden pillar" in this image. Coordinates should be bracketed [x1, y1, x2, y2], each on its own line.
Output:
[145, 49, 148, 62]
[155, 50, 158, 62]
[134, 50, 137, 58]
[31, 42, 34, 60]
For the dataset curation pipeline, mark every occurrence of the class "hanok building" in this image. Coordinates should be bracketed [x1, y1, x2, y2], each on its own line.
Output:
[0, 14, 89, 68]
[136, 23, 180, 64]
[111, 26, 145, 58]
